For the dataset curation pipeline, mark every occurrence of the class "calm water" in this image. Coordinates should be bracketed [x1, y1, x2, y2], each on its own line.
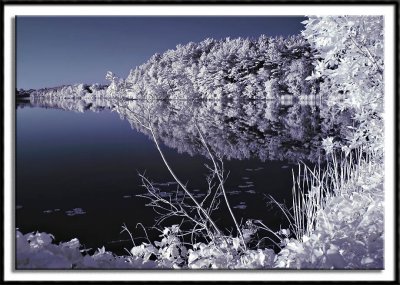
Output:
[16, 99, 323, 254]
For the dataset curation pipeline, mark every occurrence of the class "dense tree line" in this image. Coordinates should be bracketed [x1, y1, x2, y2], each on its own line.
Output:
[109, 35, 317, 100]
[21, 35, 317, 101]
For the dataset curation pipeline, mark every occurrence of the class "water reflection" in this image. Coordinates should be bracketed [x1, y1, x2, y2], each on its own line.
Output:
[27, 94, 324, 164]
[17, 93, 335, 252]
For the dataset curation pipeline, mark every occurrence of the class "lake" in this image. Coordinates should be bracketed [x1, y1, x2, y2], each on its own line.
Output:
[16, 98, 324, 254]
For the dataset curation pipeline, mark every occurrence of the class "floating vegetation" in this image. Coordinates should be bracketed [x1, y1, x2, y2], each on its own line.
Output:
[65, 208, 86, 216]
[152, 182, 178, 186]
[233, 202, 247, 210]
[43, 208, 61, 214]
[238, 184, 253, 188]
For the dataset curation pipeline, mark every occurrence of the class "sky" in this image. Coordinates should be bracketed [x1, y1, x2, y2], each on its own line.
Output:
[16, 16, 306, 90]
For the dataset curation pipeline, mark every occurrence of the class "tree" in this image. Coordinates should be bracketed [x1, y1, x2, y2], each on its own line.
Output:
[302, 16, 384, 153]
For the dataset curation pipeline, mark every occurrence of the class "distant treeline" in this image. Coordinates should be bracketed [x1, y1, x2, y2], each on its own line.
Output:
[20, 35, 319, 100]
[16, 84, 109, 99]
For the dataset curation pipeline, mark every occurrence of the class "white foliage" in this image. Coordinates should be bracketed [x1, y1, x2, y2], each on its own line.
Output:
[117, 35, 315, 100]
[16, 230, 155, 269]
[302, 15, 384, 153]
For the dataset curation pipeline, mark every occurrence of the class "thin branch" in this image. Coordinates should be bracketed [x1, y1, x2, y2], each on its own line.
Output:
[195, 123, 246, 250]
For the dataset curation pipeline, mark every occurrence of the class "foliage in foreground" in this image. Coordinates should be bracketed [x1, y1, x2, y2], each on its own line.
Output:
[274, 149, 383, 269]
[16, 152, 383, 269]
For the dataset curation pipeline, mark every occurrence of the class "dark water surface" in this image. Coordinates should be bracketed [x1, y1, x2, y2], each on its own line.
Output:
[16, 100, 321, 254]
